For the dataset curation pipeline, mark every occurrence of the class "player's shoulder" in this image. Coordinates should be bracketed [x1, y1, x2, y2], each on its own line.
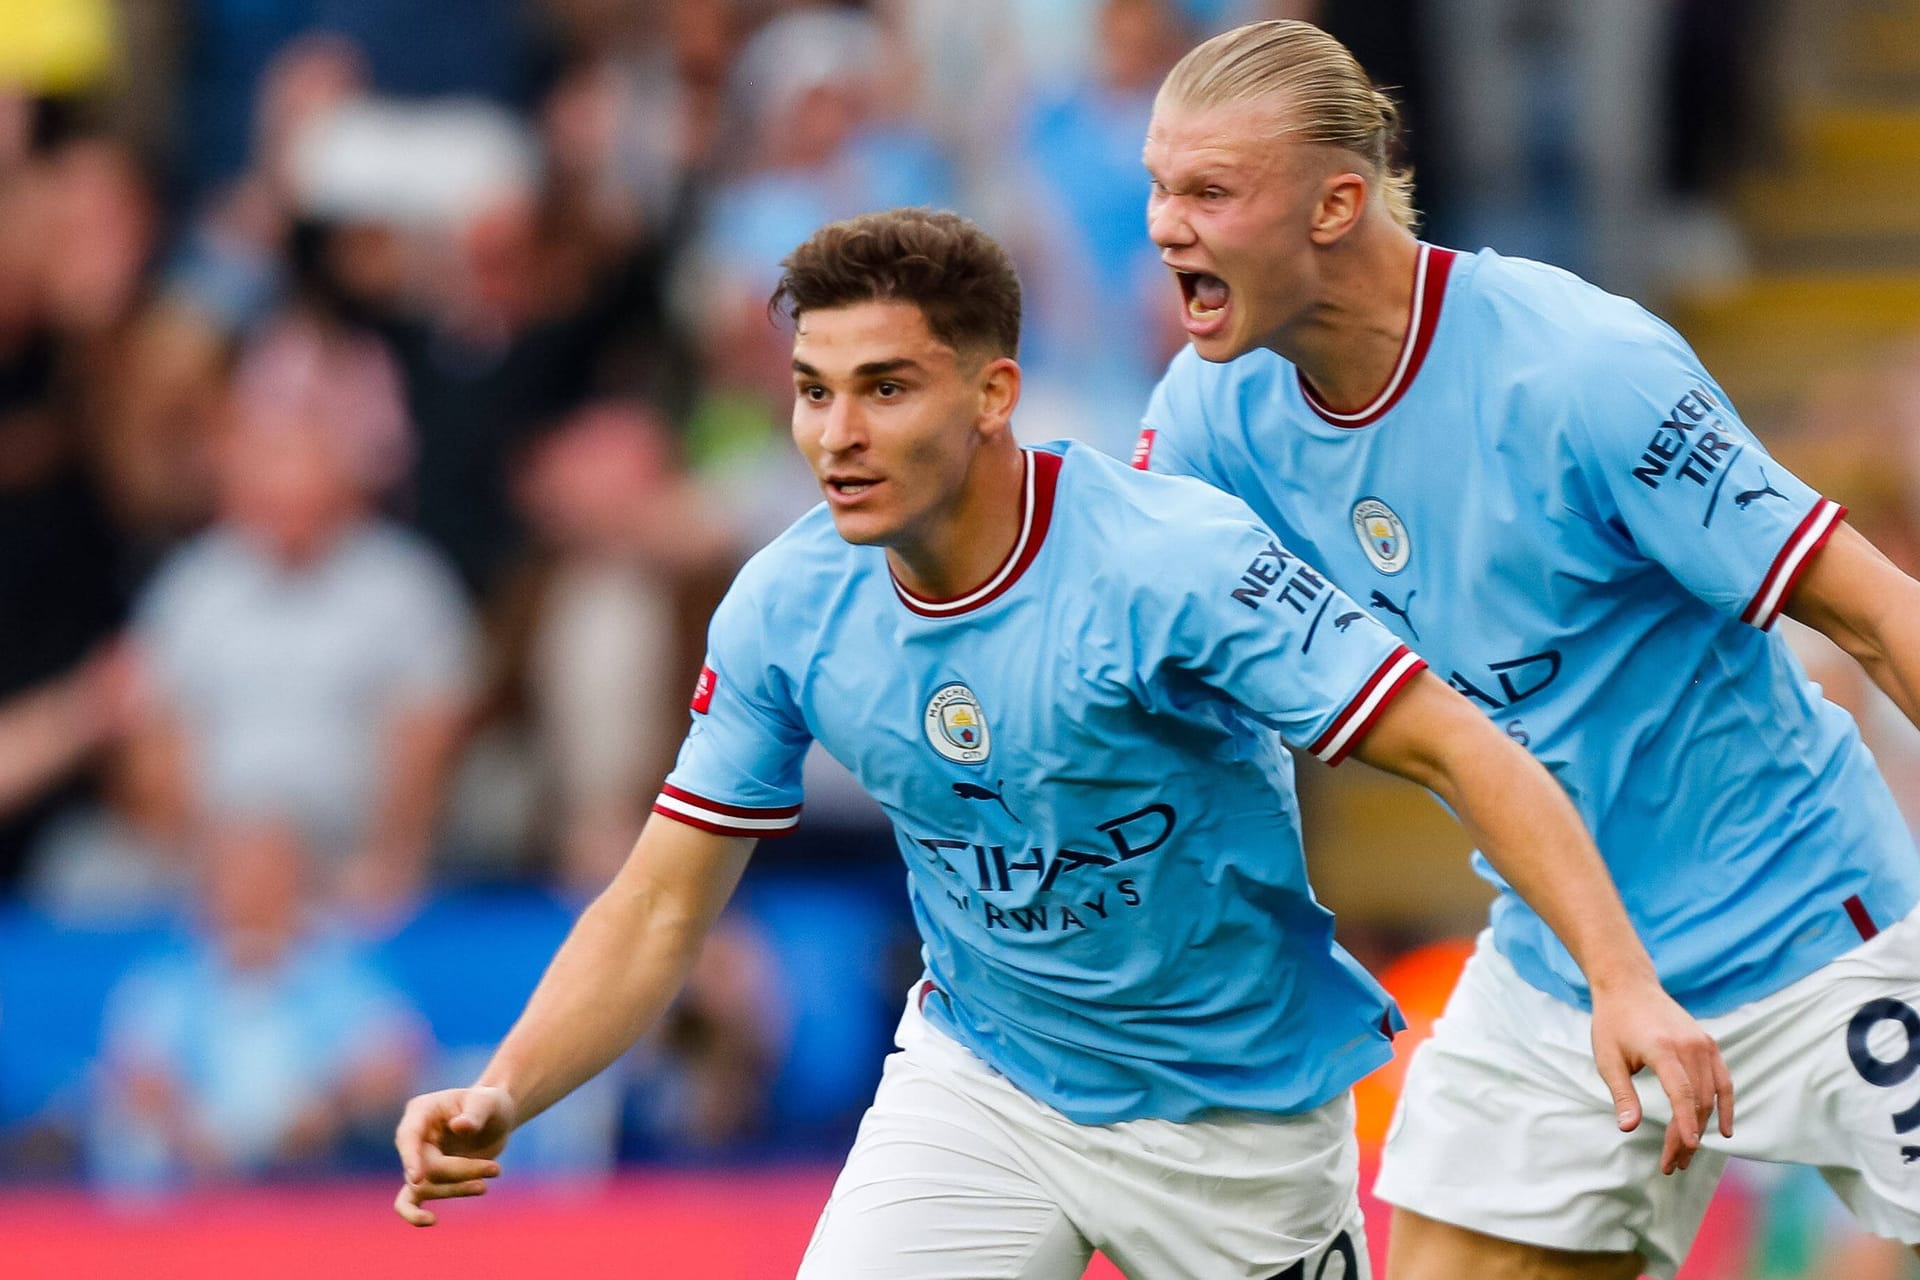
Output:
[720, 500, 878, 635]
[1051, 440, 1270, 554]
[1459, 249, 1721, 457]
[1456, 247, 1686, 373]
[739, 498, 838, 564]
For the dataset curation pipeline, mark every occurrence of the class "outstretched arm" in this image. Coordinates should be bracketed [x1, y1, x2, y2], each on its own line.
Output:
[393, 813, 755, 1225]
[1786, 521, 1920, 728]
[1353, 672, 1733, 1173]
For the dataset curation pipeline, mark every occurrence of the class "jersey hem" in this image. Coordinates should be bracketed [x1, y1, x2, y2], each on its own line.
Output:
[924, 997, 1400, 1125]
[1498, 891, 1907, 1020]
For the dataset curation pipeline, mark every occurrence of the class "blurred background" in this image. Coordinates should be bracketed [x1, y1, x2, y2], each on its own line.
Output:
[1, 0, 1918, 1276]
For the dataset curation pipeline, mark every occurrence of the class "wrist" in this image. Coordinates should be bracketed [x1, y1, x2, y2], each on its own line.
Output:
[1584, 956, 1661, 1000]
[471, 1077, 523, 1124]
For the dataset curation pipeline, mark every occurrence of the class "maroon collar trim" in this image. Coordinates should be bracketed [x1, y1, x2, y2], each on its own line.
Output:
[892, 449, 1061, 618]
[1299, 243, 1457, 428]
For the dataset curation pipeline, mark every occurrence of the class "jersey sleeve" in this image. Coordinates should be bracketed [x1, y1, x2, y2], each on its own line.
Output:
[1139, 503, 1427, 765]
[1564, 323, 1844, 630]
[652, 573, 812, 838]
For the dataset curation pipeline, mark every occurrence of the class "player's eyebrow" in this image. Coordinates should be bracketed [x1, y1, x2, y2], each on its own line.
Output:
[791, 357, 926, 379]
[854, 358, 923, 378]
[1150, 162, 1235, 190]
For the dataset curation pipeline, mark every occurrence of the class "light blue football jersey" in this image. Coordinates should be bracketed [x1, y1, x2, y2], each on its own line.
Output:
[1140, 243, 1920, 1018]
[657, 443, 1424, 1124]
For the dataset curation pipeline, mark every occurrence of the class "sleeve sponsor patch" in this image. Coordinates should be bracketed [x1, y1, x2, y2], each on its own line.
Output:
[690, 663, 717, 714]
[1131, 428, 1156, 470]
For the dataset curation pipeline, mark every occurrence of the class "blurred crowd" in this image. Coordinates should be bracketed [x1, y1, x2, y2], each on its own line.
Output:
[2, 2, 1919, 1272]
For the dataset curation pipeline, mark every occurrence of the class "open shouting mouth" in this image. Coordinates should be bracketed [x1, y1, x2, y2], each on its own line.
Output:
[1174, 270, 1231, 339]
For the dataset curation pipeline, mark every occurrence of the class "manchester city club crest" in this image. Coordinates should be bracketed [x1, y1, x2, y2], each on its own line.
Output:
[1350, 497, 1411, 575]
[924, 682, 991, 765]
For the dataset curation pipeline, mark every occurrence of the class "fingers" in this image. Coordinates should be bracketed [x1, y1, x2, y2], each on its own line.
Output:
[1648, 1052, 1702, 1175]
[1595, 1049, 1640, 1134]
[393, 1093, 454, 1183]
[393, 1176, 491, 1227]
[1711, 1046, 1736, 1138]
[394, 1181, 437, 1227]
[416, 1152, 502, 1185]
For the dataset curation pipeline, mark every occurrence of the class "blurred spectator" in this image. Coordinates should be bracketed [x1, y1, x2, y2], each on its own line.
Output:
[331, 181, 682, 597]
[103, 37, 372, 551]
[624, 914, 782, 1155]
[90, 817, 424, 1190]
[124, 314, 475, 917]
[0, 145, 131, 890]
[1005, 0, 1189, 454]
[878, 0, 1028, 221]
[171, 0, 547, 201]
[481, 398, 732, 890]
[33, 133, 182, 561]
[679, 7, 957, 501]
[36, 135, 157, 348]
[540, 0, 739, 258]
[1420, 0, 1719, 292]
[696, 7, 955, 295]
[19, 726, 198, 923]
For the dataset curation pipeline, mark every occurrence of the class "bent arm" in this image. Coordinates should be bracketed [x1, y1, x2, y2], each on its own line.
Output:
[474, 812, 756, 1125]
[1352, 673, 1655, 993]
[1785, 521, 1920, 728]
[1352, 672, 1731, 1166]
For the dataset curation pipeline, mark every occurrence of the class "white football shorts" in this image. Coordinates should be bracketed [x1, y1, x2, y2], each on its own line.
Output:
[1375, 905, 1920, 1278]
[797, 982, 1371, 1280]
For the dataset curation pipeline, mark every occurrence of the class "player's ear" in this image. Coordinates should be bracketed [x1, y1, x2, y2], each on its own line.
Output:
[976, 355, 1021, 437]
[1309, 170, 1368, 246]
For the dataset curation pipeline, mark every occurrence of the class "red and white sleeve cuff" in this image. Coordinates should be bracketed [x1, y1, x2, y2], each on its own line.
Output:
[1741, 499, 1845, 631]
[652, 784, 802, 838]
[1308, 646, 1428, 766]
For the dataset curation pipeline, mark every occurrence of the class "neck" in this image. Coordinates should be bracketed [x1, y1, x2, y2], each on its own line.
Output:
[1278, 221, 1422, 413]
[887, 441, 1027, 600]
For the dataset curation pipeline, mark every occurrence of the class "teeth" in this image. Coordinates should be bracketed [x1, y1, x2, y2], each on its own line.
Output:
[1188, 297, 1224, 318]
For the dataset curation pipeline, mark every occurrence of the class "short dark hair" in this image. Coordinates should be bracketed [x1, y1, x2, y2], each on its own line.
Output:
[771, 208, 1022, 358]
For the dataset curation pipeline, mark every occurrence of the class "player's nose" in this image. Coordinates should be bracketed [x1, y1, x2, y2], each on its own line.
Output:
[817, 396, 867, 454]
[1146, 192, 1191, 249]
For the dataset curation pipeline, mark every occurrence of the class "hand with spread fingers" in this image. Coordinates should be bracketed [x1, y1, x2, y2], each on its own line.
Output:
[1590, 984, 1735, 1175]
[393, 1084, 517, 1226]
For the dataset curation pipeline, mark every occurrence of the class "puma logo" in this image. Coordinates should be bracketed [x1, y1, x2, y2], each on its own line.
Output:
[953, 779, 1020, 824]
[1367, 589, 1420, 641]
[1735, 468, 1787, 509]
